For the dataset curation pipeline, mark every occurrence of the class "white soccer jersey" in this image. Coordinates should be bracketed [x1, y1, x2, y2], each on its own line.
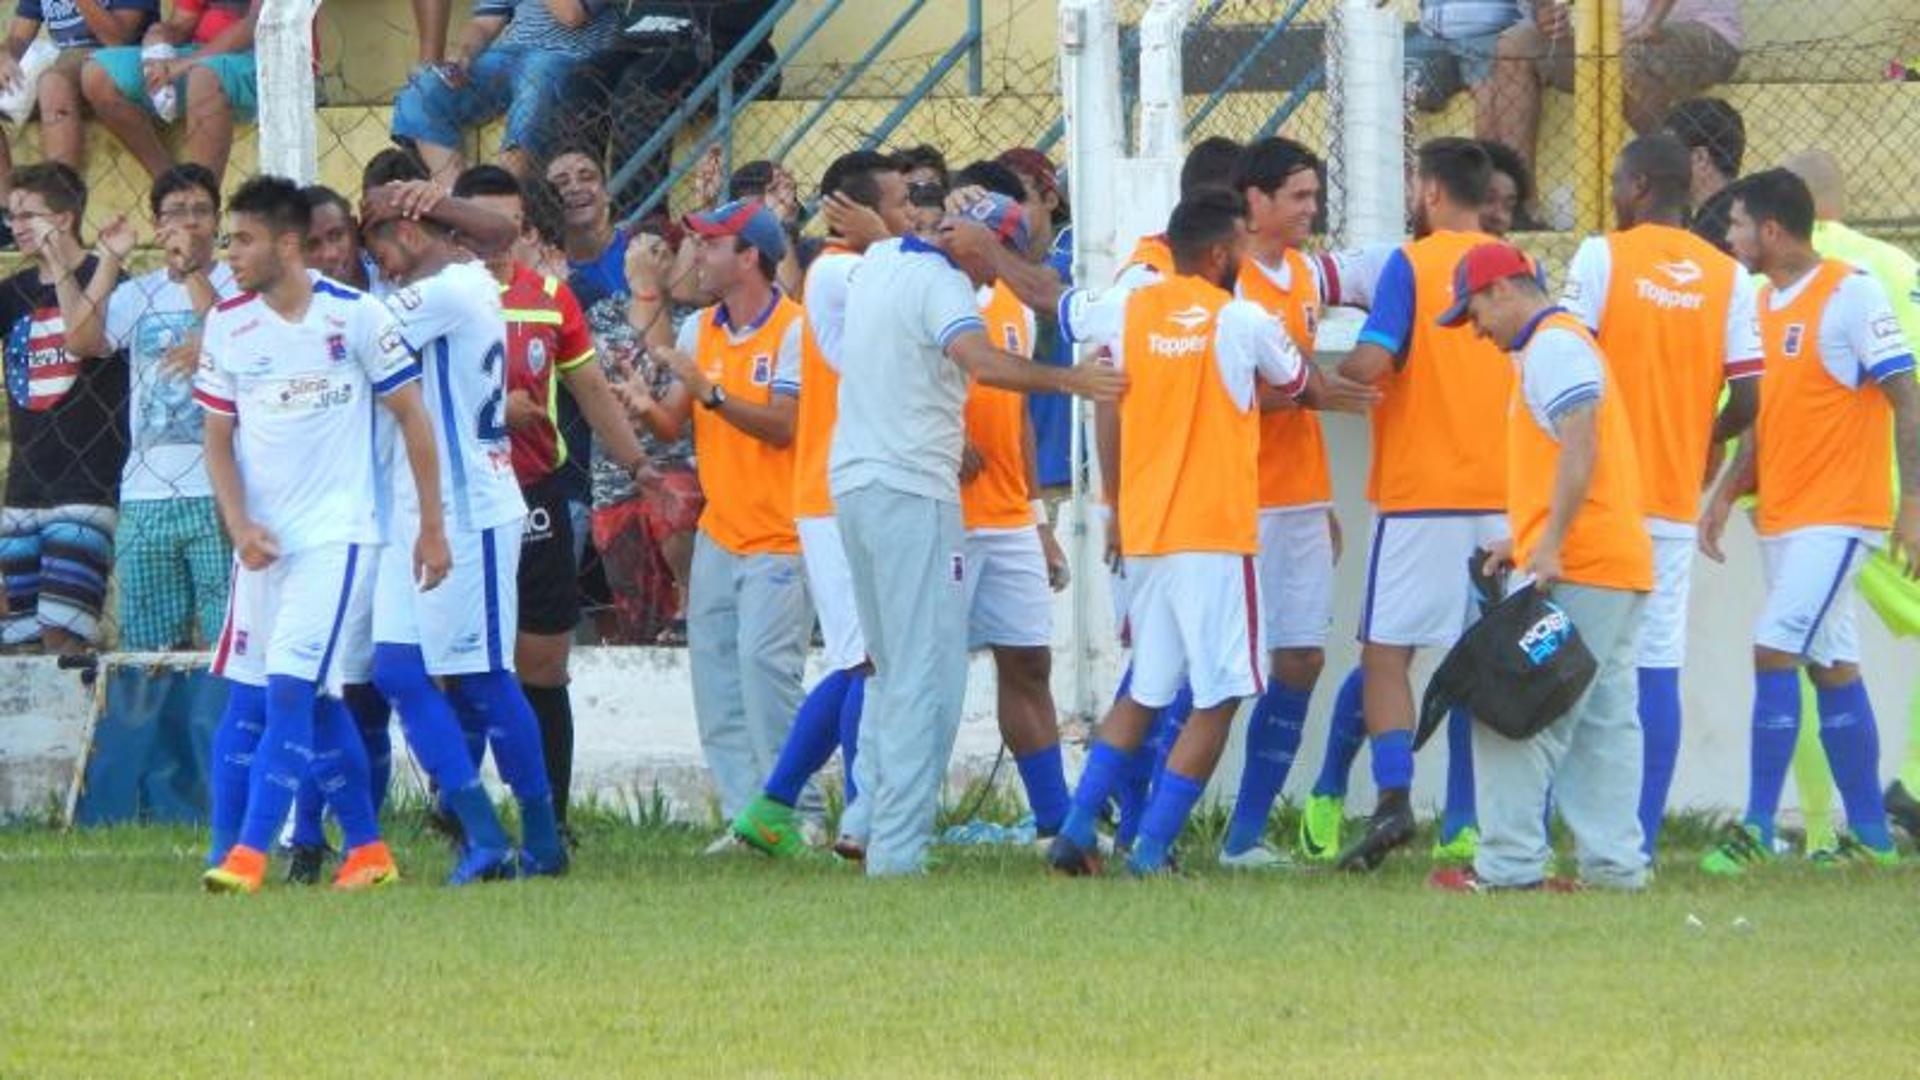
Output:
[384, 260, 527, 533]
[192, 271, 417, 553]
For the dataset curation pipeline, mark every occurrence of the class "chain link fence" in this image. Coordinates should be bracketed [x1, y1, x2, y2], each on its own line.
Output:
[4, 0, 1919, 653]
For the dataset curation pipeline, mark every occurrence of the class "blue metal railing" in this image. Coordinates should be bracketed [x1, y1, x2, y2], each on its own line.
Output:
[614, 0, 982, 227]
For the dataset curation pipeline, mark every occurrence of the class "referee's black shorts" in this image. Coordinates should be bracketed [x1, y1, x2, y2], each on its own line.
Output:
[518, 472, 580, 636]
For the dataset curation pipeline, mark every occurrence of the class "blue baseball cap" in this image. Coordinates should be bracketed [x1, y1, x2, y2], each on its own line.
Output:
[950, 191, 1031, 254]
[685, 198, 788, 263]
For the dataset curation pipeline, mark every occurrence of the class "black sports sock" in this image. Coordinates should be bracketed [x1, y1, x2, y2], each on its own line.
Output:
[522, 683, 575, 823]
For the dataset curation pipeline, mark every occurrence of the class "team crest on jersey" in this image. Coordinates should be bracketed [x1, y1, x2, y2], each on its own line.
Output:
[1782, 322, 1806, 358]
[233, 630, 248, 656]
[1002, 323, 1020, 352]
[326, 333, 347, 363]
[950, 553, 966, 583]
[527, 336, 548, 375]
[751, 353, 773, 385]
[1303, 305, 1319, 337]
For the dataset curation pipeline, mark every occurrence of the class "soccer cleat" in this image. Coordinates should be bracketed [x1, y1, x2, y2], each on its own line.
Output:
[1428, 866, 1581, 893]
[202, 845, 269, 894]
[517, 847, 571, 879]
[1884, 780, 1920, 843]
[1218, 843, 1295, 871]
[333, 842, 400, 891]
[286, 843, 331, 886]
[1430, 825, 1480, 864]
[1335, 790, 1415, 873]
[731, 795, 809, 858]
[1811, 833, 1901, 871]
[1046, 833, 1105, 877]
[832, 835, 866, 862]
[448, 846, 518, 886]
[700, 832, 741, 857]
[1699, 824, 1773, 877]
[1297, 794, 1343, 862]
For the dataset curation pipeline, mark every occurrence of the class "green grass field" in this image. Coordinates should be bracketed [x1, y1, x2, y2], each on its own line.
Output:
[2, 811, 1915, 1079]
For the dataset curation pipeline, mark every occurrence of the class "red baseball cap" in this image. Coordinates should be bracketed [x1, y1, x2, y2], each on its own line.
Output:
[1435, 242, 1536, 328]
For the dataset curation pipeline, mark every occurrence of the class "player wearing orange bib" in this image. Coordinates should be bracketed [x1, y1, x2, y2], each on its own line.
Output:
[1333, 139, 1517, 872]
[1698, 170, 1920, 874]
[1559, 135, 1762, 861]
[1437, 242, 1655, 892]
[657, 200, 814, 830]
[1215, 138, 1343, 869]
[1045, 190, 1375, 877]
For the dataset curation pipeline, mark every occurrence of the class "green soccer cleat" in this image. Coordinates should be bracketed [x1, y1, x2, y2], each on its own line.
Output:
[1700, 824, 1773, 877]
[1431, 826, 1479, 864]
[731, 795, 809, 858]
[1297, 794, 1343, 863]
[1811, 833, 1901, 871]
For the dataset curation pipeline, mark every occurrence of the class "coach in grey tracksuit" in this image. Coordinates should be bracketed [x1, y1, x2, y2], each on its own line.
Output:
[832, 209, 1122, 876]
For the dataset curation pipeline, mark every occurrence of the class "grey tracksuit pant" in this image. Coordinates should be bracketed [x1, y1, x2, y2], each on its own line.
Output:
[1473, 582, 1649, 890]
[688, 530, 814, 822]
[835, 483, 970, 876]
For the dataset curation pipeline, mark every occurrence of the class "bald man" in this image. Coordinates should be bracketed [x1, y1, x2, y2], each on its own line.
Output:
[1780, 149, 1920, 851]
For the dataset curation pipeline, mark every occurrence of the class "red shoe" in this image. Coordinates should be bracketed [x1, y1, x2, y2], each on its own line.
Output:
[1428, 866, 1576, 893]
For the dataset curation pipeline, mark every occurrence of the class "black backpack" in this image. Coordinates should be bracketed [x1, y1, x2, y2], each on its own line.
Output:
[1413, 558, 1598, 751]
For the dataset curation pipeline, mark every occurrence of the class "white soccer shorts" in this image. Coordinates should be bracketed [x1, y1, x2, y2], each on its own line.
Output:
[374, 517, 522, 676]
[1636, 532, 1695, 669]
[1258, 506, 1334, 651]
[1756, 526, 1875, 667]
[210, 543, 373, 697]
[963, 526, 1053, 650]
[798, 515, 868, 672]
[1358, 512, 1508, 648]
[1125, 551, 1264, 711]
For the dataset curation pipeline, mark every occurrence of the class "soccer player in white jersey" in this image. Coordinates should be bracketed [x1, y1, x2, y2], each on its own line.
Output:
[359, 180, 573, 880]
[197, 176, 449, 894]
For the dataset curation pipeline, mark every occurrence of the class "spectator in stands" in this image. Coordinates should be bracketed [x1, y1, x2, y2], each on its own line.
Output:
[516, 174, 572, 279]
[1483, 1, 1741, 170]
[545, 146, 697, 643]
[1405, 0, 1523, 113]
[81, 0, 261, 184]
[299, 184, 378, 291]
[391, 0, 624, 182]
[57, 163, 231, 650]
[1663, 96, 1744, 254]
[995, 147, 1073, 493]
[665, 151, 800, 303]
[0, 162, 126, 654]
[0, 0, 153, 207]
[1478, 138, 1534, 234]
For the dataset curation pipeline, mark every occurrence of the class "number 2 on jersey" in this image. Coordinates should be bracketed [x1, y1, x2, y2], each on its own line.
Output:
[477, 340, 508, 442]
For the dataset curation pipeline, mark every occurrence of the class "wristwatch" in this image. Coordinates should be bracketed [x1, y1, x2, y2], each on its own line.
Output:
[702, 384, 728, 411]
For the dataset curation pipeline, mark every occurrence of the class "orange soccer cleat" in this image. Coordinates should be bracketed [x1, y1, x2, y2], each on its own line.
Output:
[202, 845, 269, 894]
[332, 841, 400, 892]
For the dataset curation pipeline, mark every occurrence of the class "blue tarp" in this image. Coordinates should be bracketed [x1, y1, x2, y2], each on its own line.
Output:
[73, 666, 228, 827]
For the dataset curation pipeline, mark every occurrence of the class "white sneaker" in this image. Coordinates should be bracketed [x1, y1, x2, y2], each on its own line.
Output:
[701, 832, 740, 856]
[1218, 843, 1294, 871]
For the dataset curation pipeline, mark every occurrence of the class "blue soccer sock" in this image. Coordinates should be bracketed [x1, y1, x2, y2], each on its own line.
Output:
[312, 695, 381, 850]
[1129, 769, 1206, 874]
[1311, 667, 1365, 799]
[1061, 740, 1132, 850]
[1816, 679, 1892, 851]
[1637, 666, 1682, 857]
[289, 774, 329, 849]
[1224, 683, 1311, 855]
[1016, 743, 1071, 836]
[1119, 686, 1191, 848]
[208, 683, 266, 866]
[344, 682, 392, 816]
[1370, 729, 1413, 794]
[765, 669, 851, 807]
[237, 675, 320, 853]
[1745, 669, 1802, 847]
[1440, 708, 1476, 842]
[373, 643, 509, 854]
[838, 671, 866, 804]
[450, 670, 562, 867]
